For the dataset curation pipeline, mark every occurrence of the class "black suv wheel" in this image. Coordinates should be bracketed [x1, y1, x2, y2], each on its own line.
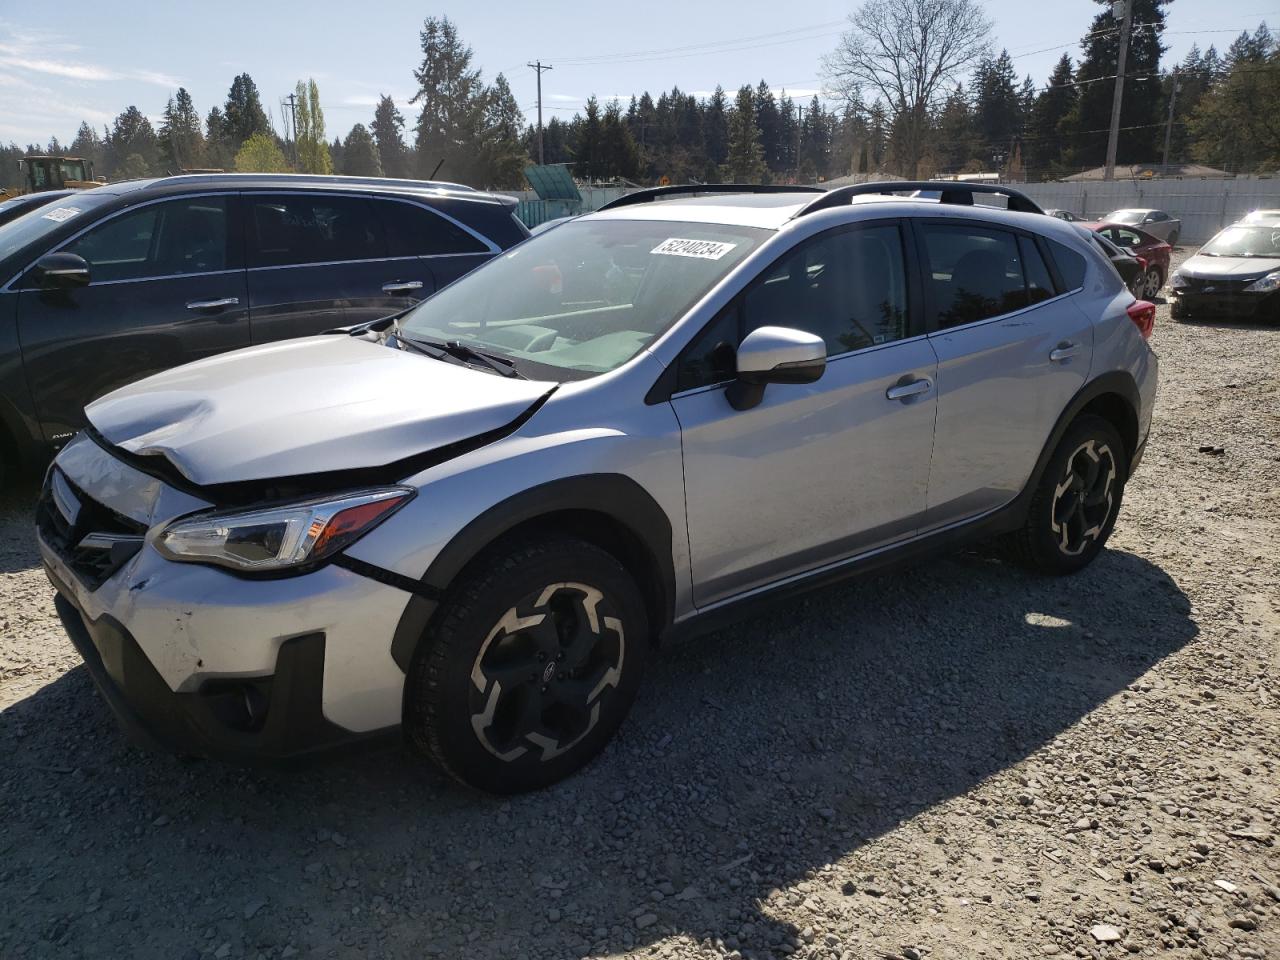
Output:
[1003, 415, 1127, 575]
[405, 536, 648, 793]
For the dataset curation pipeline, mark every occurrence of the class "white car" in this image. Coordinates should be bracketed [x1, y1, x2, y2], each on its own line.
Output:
[1104, 209, 1181, 245]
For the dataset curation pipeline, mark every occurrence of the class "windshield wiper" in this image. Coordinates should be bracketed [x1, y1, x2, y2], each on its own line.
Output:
[402, 336, 526, 379]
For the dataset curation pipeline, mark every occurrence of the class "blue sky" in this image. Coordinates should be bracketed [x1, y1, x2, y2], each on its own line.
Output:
[0, 0, 1275, 147]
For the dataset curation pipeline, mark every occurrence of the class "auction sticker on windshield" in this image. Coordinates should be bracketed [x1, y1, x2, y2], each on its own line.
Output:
[651, 237, 738, 260]
[42, 207, 81, 223]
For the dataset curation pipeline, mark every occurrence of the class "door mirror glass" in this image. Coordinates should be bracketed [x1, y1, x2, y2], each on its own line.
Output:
[727, 325, 826, 410]
[33, 252, 90, 289]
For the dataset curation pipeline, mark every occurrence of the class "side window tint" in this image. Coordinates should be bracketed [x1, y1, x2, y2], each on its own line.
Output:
[741, 224, 909, 355]
[1048, 239, 1087, 290]
[248, 195, 384, 267]
[676, 307, 739, 392]
[377, 200, 488, 256]
[62, 197, 228, 283]
[920, 224, 1027, 329]
[1019, 236, 1055, 304]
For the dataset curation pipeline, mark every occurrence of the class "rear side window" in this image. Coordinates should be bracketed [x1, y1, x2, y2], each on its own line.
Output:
[61, 196, 228, 283]
[376, 199, 488, 256]
[1048, 239, 1088, 291]
[919, 224, 1028, 329]
[248, 194, 385, 267]
[1019, 236, 1055, 304]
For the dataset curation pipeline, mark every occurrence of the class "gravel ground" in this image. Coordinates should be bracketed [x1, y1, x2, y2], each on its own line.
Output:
[1, 248, 1278, 960]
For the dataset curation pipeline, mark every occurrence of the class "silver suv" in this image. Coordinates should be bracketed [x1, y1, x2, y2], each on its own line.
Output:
[38, 182, 1158, 792]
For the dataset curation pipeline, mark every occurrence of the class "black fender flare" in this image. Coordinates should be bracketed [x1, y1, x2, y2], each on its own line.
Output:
[1003, 370, 1142, 529]
[388, 474, 676, 673]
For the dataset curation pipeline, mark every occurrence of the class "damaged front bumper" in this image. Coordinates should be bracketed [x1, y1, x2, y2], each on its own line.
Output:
[38, 434, 414, 763]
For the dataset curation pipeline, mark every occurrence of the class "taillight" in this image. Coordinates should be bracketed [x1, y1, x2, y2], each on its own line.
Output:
[1127, 300, 1156, 340]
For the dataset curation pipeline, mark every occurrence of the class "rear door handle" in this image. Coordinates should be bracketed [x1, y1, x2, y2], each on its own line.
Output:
[1049, 341, 1080, 363]
[382, 280, 425, 295]
[886, 377, 932, 401]
[186, 297, 239, 312]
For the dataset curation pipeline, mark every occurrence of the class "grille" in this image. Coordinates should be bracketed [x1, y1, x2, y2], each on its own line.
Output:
[37, 469, 146, 590]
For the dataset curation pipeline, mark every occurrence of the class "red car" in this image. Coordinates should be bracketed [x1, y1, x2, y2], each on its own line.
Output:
[1085, 222, 1172, 299]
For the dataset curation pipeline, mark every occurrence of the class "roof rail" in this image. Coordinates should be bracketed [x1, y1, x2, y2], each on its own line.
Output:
[597, 183, 824, 211]
[791, 180, 1044, 218]
[148, 172, 480, 193]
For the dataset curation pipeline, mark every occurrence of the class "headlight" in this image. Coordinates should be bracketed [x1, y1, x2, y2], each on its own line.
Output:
[1244, 271, 1280, 293]
[157, 488, 413, 572]
[1169, 272, 1188, 289]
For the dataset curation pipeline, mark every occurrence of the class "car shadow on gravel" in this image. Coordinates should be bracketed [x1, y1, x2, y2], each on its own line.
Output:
[0, 485, 40, 575]
[0, 547, 1195, 959]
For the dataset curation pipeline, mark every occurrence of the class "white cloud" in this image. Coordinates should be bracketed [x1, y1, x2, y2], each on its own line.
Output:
[0, 23, 180, 88]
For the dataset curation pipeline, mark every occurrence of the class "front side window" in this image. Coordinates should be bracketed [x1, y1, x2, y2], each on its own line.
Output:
[919, 223, 1030, 329]
[399, 219, 770, 380]
[248, 194, 384, 267]
[376, 199, 489, 256]
[61, 196, 229, 283]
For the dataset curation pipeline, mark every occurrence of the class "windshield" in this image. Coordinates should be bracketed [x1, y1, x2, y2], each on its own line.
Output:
[1200, 225, 1280, 258]
[1108, 210, 1145, 225]
[0, 194, 111, 265]
[399, 218, 771, 380]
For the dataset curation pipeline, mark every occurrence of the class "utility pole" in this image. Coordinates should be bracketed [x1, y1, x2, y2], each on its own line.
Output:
[1104, 0, 1133, 182]
[527, 60, 553, 165]
[1162, 70, 1180, 172]
[283, 92, 299, 166]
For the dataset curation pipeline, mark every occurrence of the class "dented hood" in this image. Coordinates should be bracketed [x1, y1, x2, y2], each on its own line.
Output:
[86, 335, 553, 486]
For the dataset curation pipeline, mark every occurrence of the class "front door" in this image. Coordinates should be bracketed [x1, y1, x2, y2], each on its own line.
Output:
[671, 222, 939, 607]
[16, 194, 249, 444]
[914, 221, 1093, 529]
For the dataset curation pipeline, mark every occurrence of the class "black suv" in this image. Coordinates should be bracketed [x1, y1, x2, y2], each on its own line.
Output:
[0, 174, 528, 483]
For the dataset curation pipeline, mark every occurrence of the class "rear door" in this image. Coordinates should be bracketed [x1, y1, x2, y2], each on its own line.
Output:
[916, 220, 1092, 529]
[244, 191, 419, 340]
[372, 196, 495, 290]
[15, 193, 249, 444]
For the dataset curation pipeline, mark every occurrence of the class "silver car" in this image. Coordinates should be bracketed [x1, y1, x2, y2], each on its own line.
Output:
[38, 183, 1159, 793]
[1103, 208, 1182, 245]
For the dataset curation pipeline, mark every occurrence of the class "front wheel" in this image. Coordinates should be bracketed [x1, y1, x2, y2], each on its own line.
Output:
[405, 536, 649, 793]
[1002, 415, 1127, 575]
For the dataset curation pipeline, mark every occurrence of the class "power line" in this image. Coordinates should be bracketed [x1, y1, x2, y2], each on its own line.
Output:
[551, 21, 845, 67]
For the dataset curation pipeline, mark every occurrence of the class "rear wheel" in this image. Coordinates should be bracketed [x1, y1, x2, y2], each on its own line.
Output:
[1142, 266, 1164, 299]
[405, 536, 649, 793]
[1002, 415, 1127, 575]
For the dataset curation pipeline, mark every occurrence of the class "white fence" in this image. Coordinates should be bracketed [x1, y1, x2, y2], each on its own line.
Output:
[1016, 178, 1280, 244]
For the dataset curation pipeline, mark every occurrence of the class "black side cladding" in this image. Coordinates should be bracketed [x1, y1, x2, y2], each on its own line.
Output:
[82, 386, 558, 508]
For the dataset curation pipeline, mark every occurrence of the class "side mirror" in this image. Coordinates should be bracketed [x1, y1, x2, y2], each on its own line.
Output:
[33, 252, 91, 290]
[726, 325, 826, 411]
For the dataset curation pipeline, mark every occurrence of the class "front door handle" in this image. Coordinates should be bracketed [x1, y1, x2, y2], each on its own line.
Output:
[886, 377, 933, 401]
[186, 297, 239, 312]
[1049, 341, 1080, 363]
[382, 280, 425, 295]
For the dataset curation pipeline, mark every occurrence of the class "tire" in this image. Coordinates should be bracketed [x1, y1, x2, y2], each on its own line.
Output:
[405, 536, 649, 793]
[1001, 415, 1127, 575]
[1142, 266, 1164, 299]
[1168, 230, 1179, 246]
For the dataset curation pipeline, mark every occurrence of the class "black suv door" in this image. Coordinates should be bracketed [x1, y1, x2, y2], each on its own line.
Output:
[243, 192, 437, 340]
[371, 195, 495, 288]
[15, 193, 249, 445]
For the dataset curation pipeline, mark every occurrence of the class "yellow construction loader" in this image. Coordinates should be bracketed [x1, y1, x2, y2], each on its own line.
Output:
[0, 156, 102, 199]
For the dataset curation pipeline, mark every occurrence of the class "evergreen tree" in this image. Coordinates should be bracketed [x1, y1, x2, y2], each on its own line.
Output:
[330, 136, 345, 174]
[754, 80, 783, 172]
[223, 73, 271, 148]
[1068, 0, 1170, 167]
[777, 94, 798, 178]
[371, 95, 410, 177]
[411, 15, 483, 181]
[935, 84, 975, 173]
[725, 86, 768, 182]
[475, 73, 529, 188]
[69, 122, 104, 174]
[600, 99, 641, 180]
[295, 78, 332, 174]
[972, 50, 1021, 169]
[106, 106, 159, 178]
[1188, 23, 1280, 171]
[159, 87, 205, 172]
[703, 86, 730, 172]
[341, 124, 382, 176]
[204, 107, 233, 169]
[1026, 54, 1078, 176]
[573, 96, 605, 180]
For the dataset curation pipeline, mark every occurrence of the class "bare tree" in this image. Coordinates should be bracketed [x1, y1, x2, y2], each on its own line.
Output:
[824, 0, 992, 177]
